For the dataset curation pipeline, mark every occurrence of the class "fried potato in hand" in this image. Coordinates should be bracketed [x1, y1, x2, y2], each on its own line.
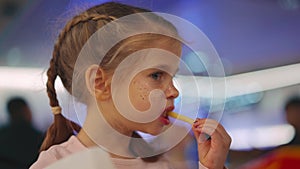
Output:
[192, 118, 231, 169]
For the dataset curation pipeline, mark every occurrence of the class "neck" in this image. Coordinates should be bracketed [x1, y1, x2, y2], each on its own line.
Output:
[77, 129, 134, 159]
[78, 102, 135, 159]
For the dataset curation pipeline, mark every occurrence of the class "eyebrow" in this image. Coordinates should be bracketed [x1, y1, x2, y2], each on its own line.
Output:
[154, 64, 179, 75]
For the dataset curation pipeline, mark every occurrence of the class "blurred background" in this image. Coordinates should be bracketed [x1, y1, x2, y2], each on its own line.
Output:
[0, 0, 300, 168]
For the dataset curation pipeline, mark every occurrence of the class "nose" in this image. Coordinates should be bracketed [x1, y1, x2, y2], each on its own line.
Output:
[166, 81, 179, 99]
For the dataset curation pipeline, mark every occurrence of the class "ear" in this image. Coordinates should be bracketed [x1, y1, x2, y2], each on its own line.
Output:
[85, 64, 111, 101]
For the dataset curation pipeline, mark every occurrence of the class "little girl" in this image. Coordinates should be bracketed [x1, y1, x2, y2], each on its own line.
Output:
[30, 2, 231, 169]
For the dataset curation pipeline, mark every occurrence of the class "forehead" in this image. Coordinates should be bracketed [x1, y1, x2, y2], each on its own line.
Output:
[133, 48, 180, 73]
[144, 64, 179, 74]
[150, 37, 182, 56]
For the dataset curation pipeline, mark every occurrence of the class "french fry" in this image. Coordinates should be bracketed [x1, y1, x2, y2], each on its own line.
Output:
[167, 111, 195, 125]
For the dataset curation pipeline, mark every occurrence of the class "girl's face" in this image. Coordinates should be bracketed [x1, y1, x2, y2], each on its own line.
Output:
[100, 39, 182, 136]
[128, 67, 179, 135]
[124, 41, 181, 135]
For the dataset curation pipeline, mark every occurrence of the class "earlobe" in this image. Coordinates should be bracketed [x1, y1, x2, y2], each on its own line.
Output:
[85, 64, 111, 101]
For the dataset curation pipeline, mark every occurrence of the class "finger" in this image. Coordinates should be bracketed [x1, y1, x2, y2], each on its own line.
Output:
[193, 118, 231, 144]
[193, 118, 220, 137]
[193, 125, 221, 144]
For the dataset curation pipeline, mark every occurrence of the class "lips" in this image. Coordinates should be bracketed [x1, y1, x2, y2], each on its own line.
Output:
[159, 106, 174, 125]
[165, 106, 175, 113]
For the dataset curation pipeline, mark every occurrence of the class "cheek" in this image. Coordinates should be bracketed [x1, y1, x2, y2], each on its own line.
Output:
[130, 81, 152, 111]
[138, 87, 147, 100]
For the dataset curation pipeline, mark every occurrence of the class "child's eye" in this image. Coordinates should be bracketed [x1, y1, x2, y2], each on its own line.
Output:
[150, 72, 163, 80]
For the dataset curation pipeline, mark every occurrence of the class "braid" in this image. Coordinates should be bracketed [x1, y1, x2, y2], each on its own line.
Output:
[40, 13, 115, 152]
[58, 13, 116, 45]
[40, 53, 81, 151]
[46, 58, 59, 107]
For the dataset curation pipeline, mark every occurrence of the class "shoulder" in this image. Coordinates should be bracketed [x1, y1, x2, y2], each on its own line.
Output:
[29, 148, 59, 169]
[30, 136, 86, 169]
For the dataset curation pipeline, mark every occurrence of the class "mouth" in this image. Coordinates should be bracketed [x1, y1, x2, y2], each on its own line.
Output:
[159, 106, 174, 125]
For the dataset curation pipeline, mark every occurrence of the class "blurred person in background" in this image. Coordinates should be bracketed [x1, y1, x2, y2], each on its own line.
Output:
[238, 96, 300, 169]
[284, 96, 300, 146]
[0, 97, 44, 169]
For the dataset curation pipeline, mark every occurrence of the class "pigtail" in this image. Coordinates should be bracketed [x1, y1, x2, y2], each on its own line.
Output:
[40, 11, 116, 152]
[40, 57, 81, 152]
[39, 17, 82, 151]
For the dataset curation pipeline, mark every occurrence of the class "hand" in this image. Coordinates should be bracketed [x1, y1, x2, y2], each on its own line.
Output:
[192, 118, 231, 169]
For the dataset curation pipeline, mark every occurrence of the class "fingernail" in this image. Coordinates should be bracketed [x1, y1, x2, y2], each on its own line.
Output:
[193, 118, 198, 123]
